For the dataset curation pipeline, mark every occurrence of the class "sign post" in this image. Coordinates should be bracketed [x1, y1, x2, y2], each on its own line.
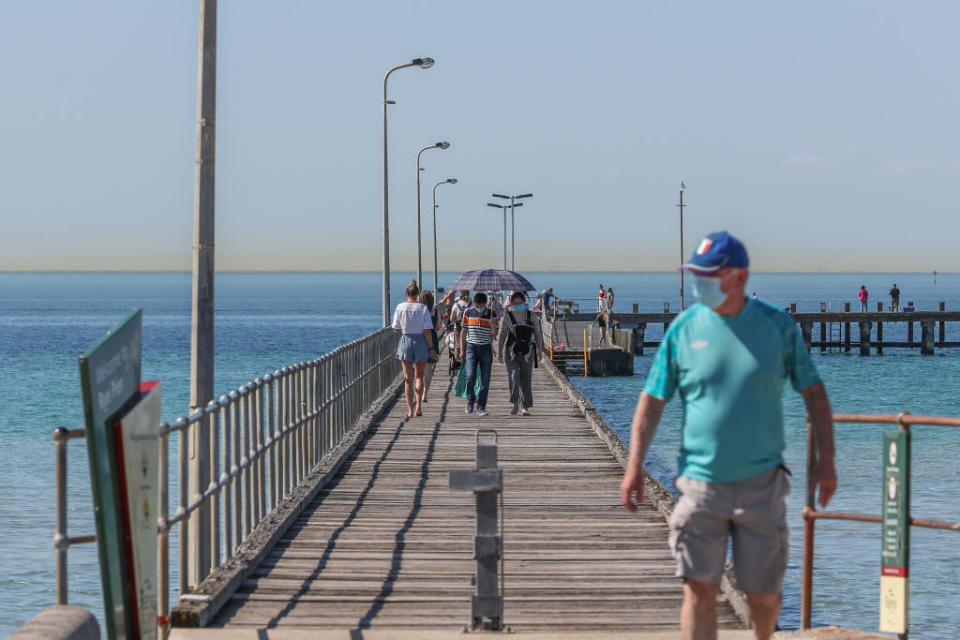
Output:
[880, 429, 910, 638]
[116, 381, 162, 640]
[79, 309, 143, 640]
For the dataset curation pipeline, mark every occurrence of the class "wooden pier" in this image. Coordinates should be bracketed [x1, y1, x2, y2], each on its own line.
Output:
[562, 306, 960, 356]
[173, 358, 742, 635]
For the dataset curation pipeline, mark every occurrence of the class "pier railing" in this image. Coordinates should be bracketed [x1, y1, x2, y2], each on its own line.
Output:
[54, 327, 399, 637]
[801, 411, 960, 636]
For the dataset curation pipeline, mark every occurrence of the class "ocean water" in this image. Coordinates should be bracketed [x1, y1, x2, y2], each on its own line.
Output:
[1, 271, 958, 638]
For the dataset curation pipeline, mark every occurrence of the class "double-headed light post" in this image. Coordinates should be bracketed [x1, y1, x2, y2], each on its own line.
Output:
[382, 57, 434, 326]
[416, 141, 450, 289]
[485, 202, 511, 269]
[432, 178, 458, 297]
[493, 193, 533, 271]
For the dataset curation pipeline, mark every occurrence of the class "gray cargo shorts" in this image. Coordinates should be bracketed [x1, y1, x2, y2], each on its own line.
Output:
[668, 466, 790, 594]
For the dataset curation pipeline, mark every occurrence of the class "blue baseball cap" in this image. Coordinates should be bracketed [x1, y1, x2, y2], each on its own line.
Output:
[680, 231, 749, 275]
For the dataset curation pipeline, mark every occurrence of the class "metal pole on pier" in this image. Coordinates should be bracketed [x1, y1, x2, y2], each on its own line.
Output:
[382, 57, 435, 326]
[188, 0, 217, 588]
[432, 178, 458, 298]
[493, 193, 533, 272]
[677, 181, 686, 310]
[486, 202, 507, 268]
[416, 141, 450, 289]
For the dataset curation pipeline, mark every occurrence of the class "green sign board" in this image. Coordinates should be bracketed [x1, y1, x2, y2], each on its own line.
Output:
[79, 309, 142, 640]
[879, 429, 909, 635]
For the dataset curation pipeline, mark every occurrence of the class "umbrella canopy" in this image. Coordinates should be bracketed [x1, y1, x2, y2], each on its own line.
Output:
[448, 269, 536, 292]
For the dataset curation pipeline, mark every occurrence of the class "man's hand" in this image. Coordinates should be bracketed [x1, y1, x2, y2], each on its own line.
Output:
[811, 456, 837, 508]
[620, 467, 645, 513]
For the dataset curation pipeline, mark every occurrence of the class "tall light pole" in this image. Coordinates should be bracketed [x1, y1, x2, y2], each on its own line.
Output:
[188, 0, 217, 589]
[382, 57, 434, 326]
[678, 181, 686, 310]
[432, 178, 457, 297]
[416, 141, 450, 288]
[493, 193, 533, 271]
[486, 202, 507, 269]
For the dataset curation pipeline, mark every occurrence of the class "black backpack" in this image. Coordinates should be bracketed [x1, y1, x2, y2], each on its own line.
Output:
[506, 310, 537, 364]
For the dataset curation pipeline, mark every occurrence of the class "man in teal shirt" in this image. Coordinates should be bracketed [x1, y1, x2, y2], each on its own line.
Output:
[620, 231, 837, 640]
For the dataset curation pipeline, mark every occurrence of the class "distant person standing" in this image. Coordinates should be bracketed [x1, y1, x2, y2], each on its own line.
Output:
[598, 284, 606, 313]
[889, 283, 901, 312]
[498, 291, 543, 416]
[392, 281, 437, 419]
[459, 292, 498, 416]
[858, 285, 869, 312]
[450, 290, 472, 348]
[541, 287, 555, 314]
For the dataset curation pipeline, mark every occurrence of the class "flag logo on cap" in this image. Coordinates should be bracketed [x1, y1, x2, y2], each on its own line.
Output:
[696, 238, 713, 255]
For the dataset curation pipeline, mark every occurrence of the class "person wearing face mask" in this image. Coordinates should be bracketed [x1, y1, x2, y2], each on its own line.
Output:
[497, 291, 543, 416]
[458, 291, 498, 416]
[619, 231, 838, 640]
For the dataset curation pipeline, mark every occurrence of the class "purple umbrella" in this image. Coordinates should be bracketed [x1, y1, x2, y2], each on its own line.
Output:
[448, 269, 536, 292]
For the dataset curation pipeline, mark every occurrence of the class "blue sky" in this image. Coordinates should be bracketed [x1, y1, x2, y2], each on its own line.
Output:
[1, 1, 957, 272]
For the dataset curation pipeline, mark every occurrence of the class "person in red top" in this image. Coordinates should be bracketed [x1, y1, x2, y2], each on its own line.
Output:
[858, 285, 868, 312]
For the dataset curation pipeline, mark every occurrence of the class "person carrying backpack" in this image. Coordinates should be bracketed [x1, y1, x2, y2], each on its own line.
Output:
[497, 291, 543, 416]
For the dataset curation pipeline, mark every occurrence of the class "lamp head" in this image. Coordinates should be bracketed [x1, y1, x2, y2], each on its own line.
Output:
[447, 178, 458, 184]
[413, 57, 435, 69]
[487, 203, 504, 209]
[516, 193, 534, 199]
[492, 193, 509, 199]
[436, 141, 450, 149]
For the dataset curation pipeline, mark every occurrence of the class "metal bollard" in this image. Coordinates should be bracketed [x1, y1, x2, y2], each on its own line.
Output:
[449, 430, 503, 630]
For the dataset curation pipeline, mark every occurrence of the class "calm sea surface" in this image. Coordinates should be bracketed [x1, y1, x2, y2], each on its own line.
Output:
[1, 271, 958, 638]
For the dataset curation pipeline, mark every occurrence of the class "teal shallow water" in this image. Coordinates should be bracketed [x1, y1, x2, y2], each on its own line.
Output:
[1, 271, 958, 637]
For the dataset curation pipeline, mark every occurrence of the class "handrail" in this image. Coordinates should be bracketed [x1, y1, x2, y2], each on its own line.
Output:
[54, 327, 399, 638]
[801, 411, 960, 637]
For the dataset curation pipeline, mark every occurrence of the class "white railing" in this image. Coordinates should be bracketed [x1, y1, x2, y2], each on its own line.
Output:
[55, 327, 400, 637]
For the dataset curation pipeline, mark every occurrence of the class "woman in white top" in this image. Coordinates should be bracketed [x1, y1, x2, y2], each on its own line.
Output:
[392, 280, 436, 418]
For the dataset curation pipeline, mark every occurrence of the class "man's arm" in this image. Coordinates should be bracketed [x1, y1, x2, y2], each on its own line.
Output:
[619, 392, 667, 512]
[802, 382, 837, 508]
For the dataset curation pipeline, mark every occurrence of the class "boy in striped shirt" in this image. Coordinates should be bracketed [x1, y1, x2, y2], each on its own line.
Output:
[458, 292, 498, 415]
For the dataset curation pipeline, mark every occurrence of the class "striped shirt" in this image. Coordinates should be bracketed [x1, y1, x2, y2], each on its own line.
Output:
[463, 308, 497, 345]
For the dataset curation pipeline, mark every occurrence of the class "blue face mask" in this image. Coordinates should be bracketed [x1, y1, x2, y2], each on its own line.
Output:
[513, 303, 526, 312]
[475, 306, 487, 314]
[692, 275, 728, 309]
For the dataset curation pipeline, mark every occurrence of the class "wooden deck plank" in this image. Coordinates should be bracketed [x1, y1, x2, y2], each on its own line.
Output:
[210, 358, 739, 632]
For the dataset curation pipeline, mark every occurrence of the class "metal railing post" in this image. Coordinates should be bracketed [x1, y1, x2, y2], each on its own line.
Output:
[801, 416, 816, 630]
[53, 427, 70, 605]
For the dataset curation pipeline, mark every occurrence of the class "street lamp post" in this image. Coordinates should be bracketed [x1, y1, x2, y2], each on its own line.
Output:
[486, 202, 507, 269]
[493, 193, 533, 271]
[677, 180, 686, 310]
[382, 57, 434, 327]
[432, 178, 457, 297]
[416, 141, 450, 289]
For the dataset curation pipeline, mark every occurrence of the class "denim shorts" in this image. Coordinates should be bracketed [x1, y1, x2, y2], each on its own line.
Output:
[668, 466, 790, 594]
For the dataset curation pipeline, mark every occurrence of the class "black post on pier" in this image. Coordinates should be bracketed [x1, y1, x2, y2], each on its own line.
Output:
[939, 302, 946, 344]
[844, 302, 851, 352]
[921, 321, 935, 355]
[801, 322, 813, 352]
[859, 321, 872, 356]
[877, 321, 883, 355]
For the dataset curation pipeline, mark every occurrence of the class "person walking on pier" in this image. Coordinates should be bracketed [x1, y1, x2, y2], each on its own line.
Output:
[418, 290, 440, 404]
[889, 283, 901, 312]
[459, 291, 497, 416]
[498, 291, 543, 416]
[858, 285, 869, 312]
[619, 231, 837, 640]
[392, 281, 437, 419]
